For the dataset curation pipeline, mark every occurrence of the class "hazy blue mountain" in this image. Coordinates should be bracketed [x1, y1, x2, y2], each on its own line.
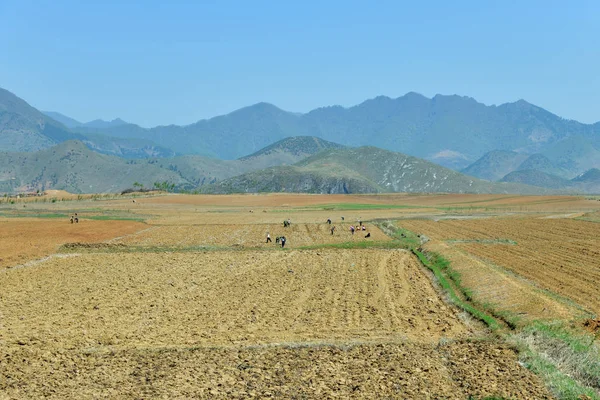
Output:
[42, 111, 129, 130]
[42, 111, 83, 128]
[0, 89, 174, 158]
[541, 135, 600, 177]
[516, 153, 568, 178]
[6, 87, 600, 175]
[83, 118, 129, 129]
[461, 151, 529, 181]
[570, 168, 600, 194]
[572, 168, 600, 183]
[0, 88, 86, 152]
[500, 169, 571, 189]
[85, 92, 600, 165]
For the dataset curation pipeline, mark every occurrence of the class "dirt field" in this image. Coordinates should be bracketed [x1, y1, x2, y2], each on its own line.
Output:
[0, 218, 145, 269]
[0, 250, 468, 349]
[400, 217, 600, 316]
[113, 223, 389, 248]
[3, 192, 599, 398]
[0, 247, 551, 398]
[1, 341, 551, 399]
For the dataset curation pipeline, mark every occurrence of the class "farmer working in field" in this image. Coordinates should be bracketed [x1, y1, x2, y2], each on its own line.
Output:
[280, 236, 286, 248]
[266, 233, 272, 243]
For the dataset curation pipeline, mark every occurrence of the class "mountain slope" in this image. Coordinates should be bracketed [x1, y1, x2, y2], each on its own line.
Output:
[149, 136, 348, 186]
[42, 111, 83, 128]
[0, 88, 85, 152]
[516, 154, 567, 178]
[541, 135, 600, 177]
[238, 136, 346, 168]
[0, 141, 185, 193]
[570, 168, 600, 194]
[81, 133, 176, 158]
[500, 170, 571, 189]
[572, 168, 600, 183]
[461, 151, 529, 181]
[206, 147, 549, 194]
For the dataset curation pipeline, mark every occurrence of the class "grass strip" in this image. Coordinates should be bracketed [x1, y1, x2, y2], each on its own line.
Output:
[412, 249, 500, 331]
[86, 215, 146, 222]
[298, 240, 405, 250]
[510, 322, 600, 399]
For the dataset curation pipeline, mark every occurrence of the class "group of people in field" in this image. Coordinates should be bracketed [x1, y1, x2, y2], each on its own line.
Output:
[266, 216, 372, 248]
[69, 213, 79, 224]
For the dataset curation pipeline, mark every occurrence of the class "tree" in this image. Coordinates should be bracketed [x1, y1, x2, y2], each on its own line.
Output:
[153, 181, 176, 192]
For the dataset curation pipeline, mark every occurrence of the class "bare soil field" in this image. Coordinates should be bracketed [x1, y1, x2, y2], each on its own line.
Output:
[3, 192, 599, 398]
[0, 247, 551, 398]
[400, 217, 600, 316]
[1, 341, 551, 399]
[0, 219, 145, 269]
[113, 223, 389, 248]
[0, 250, 468, 349]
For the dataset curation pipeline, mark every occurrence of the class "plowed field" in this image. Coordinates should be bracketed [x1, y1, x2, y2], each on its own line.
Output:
[5, 193, 593, 398]
[401, 217, 600, 316]
[0, 247, 551, 398]
[1, 341, 550, 399]
[113, 223, 389, 248]
[0, 250, 467, 349]
[0, 219, 145, 269]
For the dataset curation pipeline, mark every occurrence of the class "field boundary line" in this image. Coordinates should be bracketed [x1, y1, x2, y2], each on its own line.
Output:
[106, 226, 157, 244]
[1, 253, 81, 273]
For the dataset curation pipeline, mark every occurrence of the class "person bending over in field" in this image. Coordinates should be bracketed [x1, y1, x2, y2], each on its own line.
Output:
[280, 236, 286, 248]
[365, 232, 371, 238]
[327, 218, 331, 225]
[350, 225, 355, 235]
[276, 236, 280, 244]
[266, 233, 272, 243]
[330, 226, 336, 235]
[70, 216, 74, 224]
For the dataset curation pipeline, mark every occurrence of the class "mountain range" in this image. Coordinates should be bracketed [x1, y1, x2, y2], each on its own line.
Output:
[50, 93, 600, 172]
[1, 139, 554, 195]
[1, 86, 599, 194]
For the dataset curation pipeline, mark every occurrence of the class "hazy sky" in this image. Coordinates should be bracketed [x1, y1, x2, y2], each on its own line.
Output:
[1, 0, 598, 127]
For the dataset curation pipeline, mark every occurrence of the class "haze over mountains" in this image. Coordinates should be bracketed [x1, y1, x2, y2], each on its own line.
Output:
[1, 86, 599, 194]
[43, 111, 129, 130]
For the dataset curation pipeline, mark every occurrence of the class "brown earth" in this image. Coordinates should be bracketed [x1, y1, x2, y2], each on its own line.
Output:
[0, 246, 552, 399]
[400, 217, 600, 316]
[0, 250, 469, 349]
[0, 219, 145, 269]
[0, 341, 551, 399]
[3, 193, 594, 398]
[113, 223, 389, 248]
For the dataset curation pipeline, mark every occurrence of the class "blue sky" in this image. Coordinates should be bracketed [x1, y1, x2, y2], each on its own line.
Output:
[0, 0, 598, 127]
